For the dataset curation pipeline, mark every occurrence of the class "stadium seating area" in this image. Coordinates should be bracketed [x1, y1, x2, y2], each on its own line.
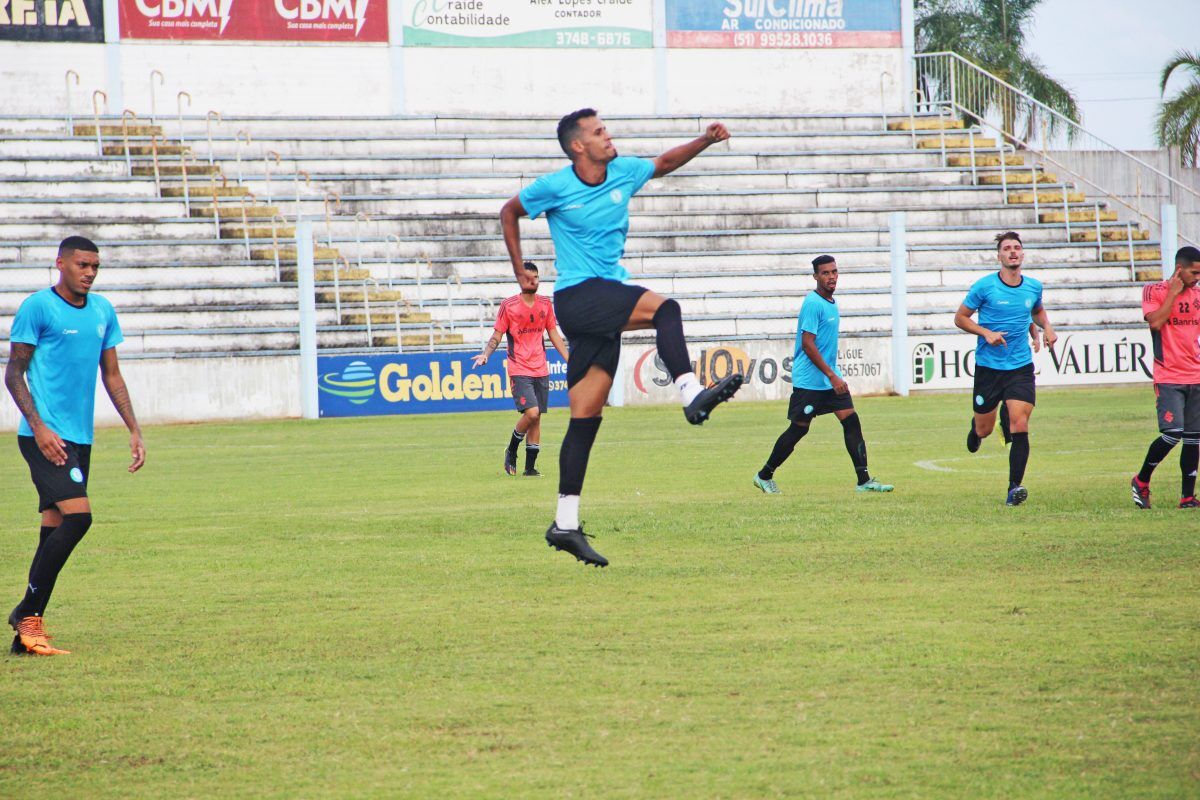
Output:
[0, 111, 1162, 359]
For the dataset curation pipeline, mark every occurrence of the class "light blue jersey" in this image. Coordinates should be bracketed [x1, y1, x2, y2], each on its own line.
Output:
[792, 291, 841, 390]
[963, 272, 1044, 370]
[519, 156, 656, 291]
[9, 287, 123, 445]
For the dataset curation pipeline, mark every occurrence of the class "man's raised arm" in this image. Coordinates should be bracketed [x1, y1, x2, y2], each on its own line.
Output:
[652, 122, 730, 179]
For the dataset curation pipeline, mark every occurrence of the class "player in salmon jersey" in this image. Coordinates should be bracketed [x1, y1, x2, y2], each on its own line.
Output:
[1130, 246, 1200, 509]
[472, 262, 569, 477]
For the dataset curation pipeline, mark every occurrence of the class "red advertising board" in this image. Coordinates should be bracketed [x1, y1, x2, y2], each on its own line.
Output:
[119, 0, 388, 42]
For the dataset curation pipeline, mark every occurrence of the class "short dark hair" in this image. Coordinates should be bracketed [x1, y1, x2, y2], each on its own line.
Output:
[812, 254, 836, 272]
[1175, 245, 1200, 265]
[557, 108, 598, 157]
[58, 235, 98, 257]
[995, 231, 1022, 249]
[522, 261, 538, 273]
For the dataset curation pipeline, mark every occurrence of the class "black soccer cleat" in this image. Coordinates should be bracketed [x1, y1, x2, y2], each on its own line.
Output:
[545, 523, 608, 567]
[523, 468, 542, 477]
[684, 373, 744, 425]
[967, 418, 981, 453]
[1130, 476, 1151, 509]
[10, 634, 26, 656]
[503, 448, 518, 476]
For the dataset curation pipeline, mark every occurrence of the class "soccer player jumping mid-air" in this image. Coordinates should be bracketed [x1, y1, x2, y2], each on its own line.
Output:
[5, 236, 145, 655]
[1130, 246, 1200, 510]
[954, 231, 1056, 506]
[500, 109, 744, 567]
[753, 255, 893, 495]
[471, 261, 569, 477]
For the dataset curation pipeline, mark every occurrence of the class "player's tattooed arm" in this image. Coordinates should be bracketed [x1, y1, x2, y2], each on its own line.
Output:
[472, 330, 504, 367]
[5, 343, 68, 465]
[100, 347, 146, 473]
[4, 343, 44, 430]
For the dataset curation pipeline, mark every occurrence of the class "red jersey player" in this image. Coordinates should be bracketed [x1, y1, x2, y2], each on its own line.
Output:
[472, 262, 569, 476]
[1131, 246, 1200, 509]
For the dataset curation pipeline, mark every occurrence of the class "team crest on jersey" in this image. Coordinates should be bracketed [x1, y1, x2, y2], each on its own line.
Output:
[96, 323, 106, 337]
[1024, 299, 1032, 308]
[609, 189, 623, 204]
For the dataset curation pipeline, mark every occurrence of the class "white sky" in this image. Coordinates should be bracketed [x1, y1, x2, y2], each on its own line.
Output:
[1025, 0, 1200, 152]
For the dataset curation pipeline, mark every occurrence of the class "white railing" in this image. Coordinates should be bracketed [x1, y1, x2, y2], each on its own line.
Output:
[914, 50, 1200, 249]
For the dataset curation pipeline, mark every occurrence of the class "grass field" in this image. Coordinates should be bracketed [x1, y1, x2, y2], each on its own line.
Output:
[1, 386, 1198, 798]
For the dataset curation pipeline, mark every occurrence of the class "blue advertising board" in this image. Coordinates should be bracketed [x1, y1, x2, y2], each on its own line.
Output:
[666, 0, 900, 48]
[317, 350, 568, 417]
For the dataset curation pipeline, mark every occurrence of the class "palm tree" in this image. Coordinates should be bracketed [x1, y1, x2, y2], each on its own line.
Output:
[915, 0, 1080, 145]
[1156, 50, 1200, 167]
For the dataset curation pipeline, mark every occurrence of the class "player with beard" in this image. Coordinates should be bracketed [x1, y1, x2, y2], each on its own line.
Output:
[955, 231, 1057, 506]
[499, 109, 744, 567]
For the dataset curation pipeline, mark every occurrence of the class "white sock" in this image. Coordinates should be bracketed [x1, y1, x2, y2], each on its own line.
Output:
[556, 494, 580, 529]
[675, 372, 703, 406]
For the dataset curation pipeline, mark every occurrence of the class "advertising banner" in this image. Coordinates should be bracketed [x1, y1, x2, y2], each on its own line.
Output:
[402, 0, 652, 47]
[118, 0, 388, 42]
[665, 0, 901, 49]
[623, 338, 892, 406]
[1, 0, 103, 41]
[317, 351, 568, 417]
[909, 328, 1154, 391]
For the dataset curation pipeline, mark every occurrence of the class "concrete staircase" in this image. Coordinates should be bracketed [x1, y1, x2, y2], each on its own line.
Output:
[0, 112, 1161, 358]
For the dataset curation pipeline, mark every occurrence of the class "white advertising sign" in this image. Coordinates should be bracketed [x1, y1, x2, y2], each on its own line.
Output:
[403, 0, 653, 47]
[622, 338, 892, 406]
[909, 328, 1154, 390]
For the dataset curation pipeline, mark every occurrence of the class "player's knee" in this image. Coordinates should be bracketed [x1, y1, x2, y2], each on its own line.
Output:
[651, 297, 681, 328]
[524, 406, 541, 421]
[1162, 429, 1184, 445]
[61, 512, 92, 545]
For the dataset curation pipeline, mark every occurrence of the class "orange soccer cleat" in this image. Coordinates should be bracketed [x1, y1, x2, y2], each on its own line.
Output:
[10, 615, 70, 656]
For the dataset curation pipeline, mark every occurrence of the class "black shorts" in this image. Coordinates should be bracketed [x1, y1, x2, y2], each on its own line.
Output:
[972, 363, 1036, 413]
[18, 436, 91, 513]
[511, 375, 549, 413]
[1155, 383, 1200, 432]
[553, 278, 649, 389]
[787, 387, 854, 423]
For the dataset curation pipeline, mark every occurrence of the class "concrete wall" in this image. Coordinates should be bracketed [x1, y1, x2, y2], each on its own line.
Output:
[0, 354, 299, 432]
[2, 0, 910, 117]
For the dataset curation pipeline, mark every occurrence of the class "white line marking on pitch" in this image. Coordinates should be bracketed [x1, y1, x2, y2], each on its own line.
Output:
[914, 446, 1130, 473]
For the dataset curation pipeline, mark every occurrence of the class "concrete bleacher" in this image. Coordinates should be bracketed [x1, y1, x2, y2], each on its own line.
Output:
[0, 112, 1161, 359]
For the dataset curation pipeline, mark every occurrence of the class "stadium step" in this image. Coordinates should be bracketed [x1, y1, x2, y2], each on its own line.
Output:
[1101, 246, 1160, 262]
[190, 205, 281, 218]
[1040, 209, 1118, 223]
[340, 310, 433, 325]
[916, 136, 997, 149]
[1007, 190, 1086, 204]
[946, 154, 1024, 167]
[102, 144, 190, 157]
[978, 171, 1057, 185]
[73, 124, 165, 137]
[1070, 228, 1150, 242]
[132, 163, 222, 177]
[887, 118, 966, 131]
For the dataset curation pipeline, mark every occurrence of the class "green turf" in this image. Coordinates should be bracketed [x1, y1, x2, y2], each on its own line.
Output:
[1, 386, 1197, 798]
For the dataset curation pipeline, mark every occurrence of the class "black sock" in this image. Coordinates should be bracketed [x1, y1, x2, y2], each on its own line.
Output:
[1181, 436, 1199, 498]
[525, 443, 540, 472]
[15, 513, 92, 618]
[559, 417, 602, 496]
[651, 299, 692, 380]
[1138, 433, 1179, 483]
[999, 402, 1012, 444]
[507, 428, 526, 455]
[1009, 432, 1030, 489]
[840, 413, 871, 485]
[759, 423, 808, 480]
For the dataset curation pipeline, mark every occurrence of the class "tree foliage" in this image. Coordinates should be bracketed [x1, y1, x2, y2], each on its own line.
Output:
[915, 0, 1080, 144]
[1156, 50, 1200, 167]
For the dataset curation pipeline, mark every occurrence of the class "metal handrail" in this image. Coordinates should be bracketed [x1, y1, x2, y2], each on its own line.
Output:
[64, 70, 79, 134]
[149, 69, 164, 124]
[384, 234, 399, 287]
[269, 213, 289, 282]
[914, 50, 1200, 246]
[235, 129, 252, 184]
[239, 191, 257, 259]
[205, 110, 221, 166]
[176, 91, 191, 147]
[90, 90, 107, 155]
[323, 191, 341, 248]
[354, 212, 371, 270]
[120, 109, 137, 173]
[263, 150, 281, 205]
[362, 278, 380, 347]
[293, 168, 311, 219]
